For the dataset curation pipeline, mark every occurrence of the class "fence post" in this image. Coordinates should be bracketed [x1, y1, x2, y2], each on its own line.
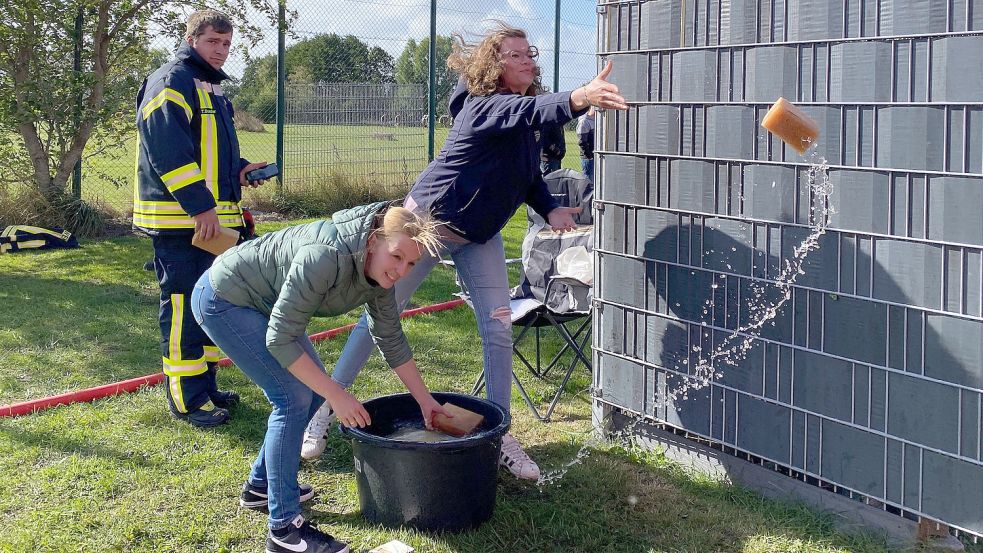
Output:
[553, 0, 561, 93]
[427, 0, 436, 162]
[72, 7, 83, 199]
[275, 0, 286, 193]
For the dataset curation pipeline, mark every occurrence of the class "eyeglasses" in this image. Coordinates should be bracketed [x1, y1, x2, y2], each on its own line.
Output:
[501, 46, 539, 62]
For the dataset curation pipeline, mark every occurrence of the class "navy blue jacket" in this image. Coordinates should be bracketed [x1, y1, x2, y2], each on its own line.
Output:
[410, 80, 586, 243]
[133, 43, 248, 235]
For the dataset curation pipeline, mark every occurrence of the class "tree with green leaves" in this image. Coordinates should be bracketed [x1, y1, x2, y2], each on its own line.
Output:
[234, 33, 395, 122]
[0, 0, 276, 199]
[394, 35, 454, 118]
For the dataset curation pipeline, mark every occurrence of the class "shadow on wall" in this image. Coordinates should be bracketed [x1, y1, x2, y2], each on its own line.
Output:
[623, 221, 983, 529]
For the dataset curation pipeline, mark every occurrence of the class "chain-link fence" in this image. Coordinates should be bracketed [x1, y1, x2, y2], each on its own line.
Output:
[17, 1, 600, 222]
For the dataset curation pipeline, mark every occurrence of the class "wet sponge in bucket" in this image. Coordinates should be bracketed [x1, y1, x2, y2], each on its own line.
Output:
[433, 403, 485, 437]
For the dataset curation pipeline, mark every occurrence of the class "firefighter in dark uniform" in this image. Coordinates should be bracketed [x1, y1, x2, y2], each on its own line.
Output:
[134, 9, 269, 427]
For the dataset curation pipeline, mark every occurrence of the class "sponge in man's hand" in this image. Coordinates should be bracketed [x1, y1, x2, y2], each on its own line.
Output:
[432, 402, 485, 437]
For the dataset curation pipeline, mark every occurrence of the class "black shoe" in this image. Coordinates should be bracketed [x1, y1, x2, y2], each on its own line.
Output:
[210, 389, 240, 409]
[171, 400, 229, 428]
[241, 481, 315, 511]
[266, 515, 349, 553]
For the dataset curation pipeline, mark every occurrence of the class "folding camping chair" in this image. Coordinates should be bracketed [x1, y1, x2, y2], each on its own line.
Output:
[468, 168, 595, 421]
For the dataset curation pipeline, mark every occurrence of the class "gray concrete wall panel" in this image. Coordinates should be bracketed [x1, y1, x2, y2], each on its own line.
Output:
[596, 0, 983, 534]
[928, 176, 983, 246]
[872, 239, 943, 309]
[736, 394, 791, 463]
[820, 420, 885, 497]
[879, 0, 948, 36]
[787, 1, 844, 42]
[922, 450, 983, 531]
[830, 42, 893, 102]
[924, 314, 983, 389]
[792, 350, 853, 422]
[932, 37, 983, 102]
[828, 170, 891, 234]
[745, 46, 798, 102]
[671, 50, 717, 102]
[887, 372, 960, 453]
[876, 107, 946, 172]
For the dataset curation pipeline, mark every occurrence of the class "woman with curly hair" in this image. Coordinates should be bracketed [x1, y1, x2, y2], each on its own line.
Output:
[302, 22, 627, 480]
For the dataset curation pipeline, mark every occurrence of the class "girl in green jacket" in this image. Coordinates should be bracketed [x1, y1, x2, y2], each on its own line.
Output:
[191, 201, 448, 553]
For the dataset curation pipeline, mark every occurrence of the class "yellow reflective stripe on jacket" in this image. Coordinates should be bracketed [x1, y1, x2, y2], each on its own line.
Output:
[161, 162, 204, 194]
[132, 213, 244, 229]
[132, 200, 242, 227]
[133, 199, 241, 213]
[133, 133, 141, 204]
[163, 357, 209, 377]
[203, 346, 221, 363]
[141, 88, 193, 122]
[195, 79, 219, 199]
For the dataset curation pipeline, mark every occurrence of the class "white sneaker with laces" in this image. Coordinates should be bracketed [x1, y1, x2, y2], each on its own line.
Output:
[499, 433, 541, 480]
[301, 405, 336, 460]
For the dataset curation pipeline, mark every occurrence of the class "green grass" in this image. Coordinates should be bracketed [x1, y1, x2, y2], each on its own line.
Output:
[0, 213, 962, 552]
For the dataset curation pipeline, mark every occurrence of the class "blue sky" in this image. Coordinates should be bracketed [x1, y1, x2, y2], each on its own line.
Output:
[223, 0, 599, 92]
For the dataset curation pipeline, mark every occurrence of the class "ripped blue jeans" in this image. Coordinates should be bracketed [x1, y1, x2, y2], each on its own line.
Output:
[332, 233, 514, 410]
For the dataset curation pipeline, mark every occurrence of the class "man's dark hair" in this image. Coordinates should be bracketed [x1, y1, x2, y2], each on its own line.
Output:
[185, 9, 233, 41]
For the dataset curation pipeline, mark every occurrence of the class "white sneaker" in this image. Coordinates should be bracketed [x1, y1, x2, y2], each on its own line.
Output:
[499, 433, 541, 480]
[301, 405, 336, 460]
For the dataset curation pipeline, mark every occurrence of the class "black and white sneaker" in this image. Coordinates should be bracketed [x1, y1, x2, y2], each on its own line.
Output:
[266, 514, 349, 553]
[240, 481, 315, 511]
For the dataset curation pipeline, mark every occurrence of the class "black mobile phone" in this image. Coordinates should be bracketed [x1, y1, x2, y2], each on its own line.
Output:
[246, 163, 279, 182]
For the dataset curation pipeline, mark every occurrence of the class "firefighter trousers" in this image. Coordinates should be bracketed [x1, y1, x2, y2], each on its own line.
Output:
[152, 234, 222, 414]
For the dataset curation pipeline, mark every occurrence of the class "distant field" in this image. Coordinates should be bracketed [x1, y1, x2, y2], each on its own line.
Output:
[76, 123, 585, 217]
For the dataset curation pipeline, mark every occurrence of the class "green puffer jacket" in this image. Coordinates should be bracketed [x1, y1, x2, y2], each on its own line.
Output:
[208, 201, 410, 370]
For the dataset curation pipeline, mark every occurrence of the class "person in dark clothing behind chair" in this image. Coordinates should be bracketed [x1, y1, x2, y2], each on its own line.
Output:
[300, 21, 628, 481]
[577, 106, 596, 181]
[537, 120, 566, 175]
[133, 9, 270, 427]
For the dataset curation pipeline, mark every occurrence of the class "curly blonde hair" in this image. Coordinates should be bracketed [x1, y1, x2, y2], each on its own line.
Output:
[447, 21, 543, 97]
[373, 206, 444, 259]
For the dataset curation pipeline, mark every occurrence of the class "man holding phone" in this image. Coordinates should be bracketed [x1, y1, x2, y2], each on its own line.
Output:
[133, 9, 270, 427]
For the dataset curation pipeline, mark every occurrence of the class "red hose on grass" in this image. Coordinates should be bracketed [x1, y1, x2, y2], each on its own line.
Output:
[0, 298, 465, 418]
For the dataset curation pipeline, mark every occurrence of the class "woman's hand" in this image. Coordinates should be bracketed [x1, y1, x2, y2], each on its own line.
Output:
[547, 206, 582, 233]
[418, 395, 451, 430]
[328, 388, 371, 428]
[571, 61, 628, 111]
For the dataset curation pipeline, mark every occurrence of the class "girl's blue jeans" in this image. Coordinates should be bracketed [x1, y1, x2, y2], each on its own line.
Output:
[333, 232, 514, 410]
[191, 271, 325, 530]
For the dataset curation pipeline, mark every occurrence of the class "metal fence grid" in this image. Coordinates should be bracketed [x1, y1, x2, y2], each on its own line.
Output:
[16, 1, 601, 220]
[593, 0, 983, 538]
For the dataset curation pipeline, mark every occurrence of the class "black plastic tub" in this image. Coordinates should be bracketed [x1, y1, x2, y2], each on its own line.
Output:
[339, 392, 510, 532]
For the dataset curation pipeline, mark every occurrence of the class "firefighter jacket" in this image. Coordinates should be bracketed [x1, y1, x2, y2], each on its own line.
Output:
[133, 42, 248, 235]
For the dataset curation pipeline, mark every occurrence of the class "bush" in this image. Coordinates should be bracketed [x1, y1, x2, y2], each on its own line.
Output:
[233, 110, 267, 133]
[244, 171, 409, 219]
[0, 184, 113, 238]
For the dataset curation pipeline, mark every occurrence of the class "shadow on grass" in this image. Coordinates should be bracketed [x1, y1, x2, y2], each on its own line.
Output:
[299, 440, 896, 553]
[0, 420, 161, 469]
[1, 241, 160, 402]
